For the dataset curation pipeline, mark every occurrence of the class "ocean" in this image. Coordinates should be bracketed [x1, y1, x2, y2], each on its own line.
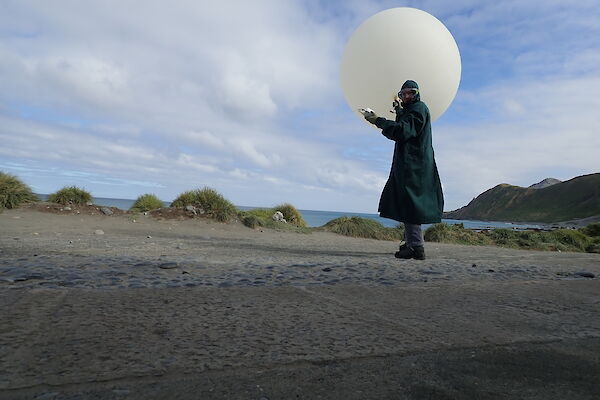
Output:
[36, 195, 546, 231]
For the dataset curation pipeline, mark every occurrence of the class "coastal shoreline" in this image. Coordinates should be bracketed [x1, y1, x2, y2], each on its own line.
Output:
[35, 194, 561, 230]
[1, 208, 599, 399]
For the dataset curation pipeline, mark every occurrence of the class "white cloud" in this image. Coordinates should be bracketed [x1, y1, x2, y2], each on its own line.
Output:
[436, 75, 600, 210]
[0, 1, 598, 214]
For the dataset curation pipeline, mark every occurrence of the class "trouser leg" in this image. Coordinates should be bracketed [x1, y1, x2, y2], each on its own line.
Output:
[404, 223, 424, 247]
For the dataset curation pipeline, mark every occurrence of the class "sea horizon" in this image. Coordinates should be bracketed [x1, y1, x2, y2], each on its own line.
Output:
[35, 194, 547, 231]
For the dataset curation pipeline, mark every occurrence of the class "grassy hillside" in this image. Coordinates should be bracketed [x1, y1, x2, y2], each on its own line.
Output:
[444, 173, 600, 223]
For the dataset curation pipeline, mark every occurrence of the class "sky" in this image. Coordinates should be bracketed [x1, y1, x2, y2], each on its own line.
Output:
[1, 0, 599, 213]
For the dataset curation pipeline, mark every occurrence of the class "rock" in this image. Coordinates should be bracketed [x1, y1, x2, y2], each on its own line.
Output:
[575, 271, 595, 279]
[528, 177, 561, 189]
[100, 207, 113, 215]
[322, 267, 332, 272]
[64, 206, 72, 211]
[185, 205, 197, 215]
[94, 230, 105, 235]
[272, 211, 286, 223]
[86, 201, 93, 206]
[159, 262, 178, 269]
[147, 235, 152, 239]
[488, 269, 495, 273]
[472, 264, 477, 268]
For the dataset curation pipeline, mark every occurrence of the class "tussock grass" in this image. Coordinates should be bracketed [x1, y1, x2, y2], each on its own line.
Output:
[130, 193, 164, 212]
[425, 223, 597, 253]
[424, 223, 493, 245]
[0, 172, 38, 210]
[585, 237, 600, 253]
[273, 203, 307, 227]
[239, 203, 307, 230]
[241, 214, 265, 229]
[548, 229, 590, 252]
[48, 186, 92, 205]
[171, 187, 237, 222]
[239, 206, 311, 233]
[321, 216, 404, 241]
[580, 222, 600, 237]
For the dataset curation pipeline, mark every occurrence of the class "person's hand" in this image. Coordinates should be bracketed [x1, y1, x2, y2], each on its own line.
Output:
[391, 96, 400, 113]
[364, 110, 379, 124]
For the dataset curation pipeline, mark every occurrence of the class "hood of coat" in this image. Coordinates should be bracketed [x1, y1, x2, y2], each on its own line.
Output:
[400, 80, 421, 106]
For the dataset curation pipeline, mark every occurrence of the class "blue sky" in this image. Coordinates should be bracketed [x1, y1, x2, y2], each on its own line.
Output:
[1, 0, 598, 213]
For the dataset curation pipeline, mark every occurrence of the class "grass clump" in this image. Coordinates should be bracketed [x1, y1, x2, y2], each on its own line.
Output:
[485, 228, 545, 249]
[585, 237, 600, 253]
[322, 216, 404, 241]
[580, 222, 600, 237]
[425, 223, 596, 253]
[238, 203, 308, 232]
[0, 172, 39, 210]
[171, 187, 237, 222]
[48, 186, 92, 205]
[273, 203, 307, 227]
[425, 223, 493, 245]
[241, 214, 265, 229]
[548, 229, 590, 252]
[239, 206, 311, 233]
[130, 193, 164, 212]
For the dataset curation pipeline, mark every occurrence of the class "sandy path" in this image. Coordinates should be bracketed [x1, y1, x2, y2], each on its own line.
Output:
[1, 209, 599, 399]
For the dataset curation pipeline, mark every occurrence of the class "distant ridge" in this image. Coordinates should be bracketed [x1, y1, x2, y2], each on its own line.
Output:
[444, 173, 600, 223]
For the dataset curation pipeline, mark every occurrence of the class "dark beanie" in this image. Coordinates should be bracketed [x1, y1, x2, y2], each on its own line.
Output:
[401, 80, 419, 90]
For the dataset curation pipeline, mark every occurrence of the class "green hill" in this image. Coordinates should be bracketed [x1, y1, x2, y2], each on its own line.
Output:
[444, 173, 600, 223]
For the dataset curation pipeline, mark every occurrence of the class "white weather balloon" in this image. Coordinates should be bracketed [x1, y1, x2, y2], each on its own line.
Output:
[341, 7, 461, 124]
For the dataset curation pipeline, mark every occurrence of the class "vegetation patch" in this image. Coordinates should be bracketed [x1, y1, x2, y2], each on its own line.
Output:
[130, 193, 164, 212]
[171, 187, 237, 222]
[239, 206, 311, 233]
[241, 214, 265, 229]
[321, 216, 404, 241]
[0, 172, 39, 210]
[585, 237, 600, 253]
[48, 186, 92, 206]
[273, 203, 307, 227]
[548, 229, 590, 252]
[424, 223, 493, 245]
[580, 222, 600, 237]
[424, 223, 597, 253]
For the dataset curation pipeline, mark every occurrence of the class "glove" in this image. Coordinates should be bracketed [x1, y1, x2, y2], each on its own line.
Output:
[364, 111, 379, 125]
[391, 96, 400, 114]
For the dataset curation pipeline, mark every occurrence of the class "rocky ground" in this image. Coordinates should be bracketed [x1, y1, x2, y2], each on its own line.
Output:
[1, 208, 599, 399]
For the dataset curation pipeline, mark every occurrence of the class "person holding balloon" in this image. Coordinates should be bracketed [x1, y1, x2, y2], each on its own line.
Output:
[363, 80, 443, 260]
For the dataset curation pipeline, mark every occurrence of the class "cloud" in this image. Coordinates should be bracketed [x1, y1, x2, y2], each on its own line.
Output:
[436, 75, 600, 209]
[0, 1, 598, 214]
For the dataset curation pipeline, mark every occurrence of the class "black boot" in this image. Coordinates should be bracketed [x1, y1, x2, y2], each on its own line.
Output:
[395, 245, 425, 260]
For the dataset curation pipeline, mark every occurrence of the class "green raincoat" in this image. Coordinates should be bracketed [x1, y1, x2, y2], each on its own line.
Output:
[374, 99, 444, 224]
